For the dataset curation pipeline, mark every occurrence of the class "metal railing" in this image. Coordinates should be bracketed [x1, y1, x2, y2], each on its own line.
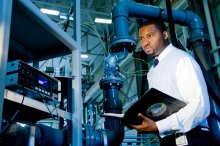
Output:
[210, 45, 220, 68]
[121, 134, 159, 146]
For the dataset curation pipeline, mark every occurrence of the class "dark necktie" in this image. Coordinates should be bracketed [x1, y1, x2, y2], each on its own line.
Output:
[153, 58, 159, 67]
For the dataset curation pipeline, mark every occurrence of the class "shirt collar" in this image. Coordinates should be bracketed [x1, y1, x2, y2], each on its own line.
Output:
[156, 43, 174, 62]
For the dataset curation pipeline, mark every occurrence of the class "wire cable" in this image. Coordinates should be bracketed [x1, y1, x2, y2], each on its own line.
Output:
[36, 90, 58, 121]
[140, 136, 158, 146]
[42, 98, 58, 121]
[120, 69, 148, 78]
[120, 56, 152, 78]
[132, 57, 152, 68]
[0, 93, 26, 135]
[81, 22, 108, 54]
[0, 110, 20, 135]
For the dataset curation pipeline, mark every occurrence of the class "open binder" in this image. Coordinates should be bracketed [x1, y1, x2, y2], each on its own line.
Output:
[101, 88, 186, 126]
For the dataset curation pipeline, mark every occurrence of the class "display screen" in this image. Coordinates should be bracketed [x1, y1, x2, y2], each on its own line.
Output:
[38, 76, 49, 88]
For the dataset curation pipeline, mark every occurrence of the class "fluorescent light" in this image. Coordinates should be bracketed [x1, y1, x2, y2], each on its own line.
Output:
[17, 122, 26, 127]
[40, 8, 60, 16]
[81, 54, 89, 59]
[60, 13, 74, 20]
[95, 18, 112, 24]
[60, 15, 74, 20]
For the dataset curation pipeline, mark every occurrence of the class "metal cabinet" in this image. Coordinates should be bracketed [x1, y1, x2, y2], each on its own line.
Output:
[0, 0, 82, 145]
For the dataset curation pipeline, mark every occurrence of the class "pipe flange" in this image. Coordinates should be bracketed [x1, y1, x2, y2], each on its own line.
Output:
[82, 124, 91, 146]
[100, 76, 123, 89]
[187, 37, 210, 50]
[82, 124, 103, 146]
[110, 38, 136, 53]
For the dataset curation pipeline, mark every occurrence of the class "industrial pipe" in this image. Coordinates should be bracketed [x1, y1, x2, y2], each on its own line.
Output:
[99, 52, 126, 146]
[83, 52, 126, 146]
[110, 0, 209, 53]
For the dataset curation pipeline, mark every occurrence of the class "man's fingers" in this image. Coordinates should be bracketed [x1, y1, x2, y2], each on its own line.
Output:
[138, 113, 148, 120]
[129, 124, 142, 131]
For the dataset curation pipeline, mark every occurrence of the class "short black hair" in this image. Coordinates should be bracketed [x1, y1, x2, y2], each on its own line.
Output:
[139, 19, 167, 33]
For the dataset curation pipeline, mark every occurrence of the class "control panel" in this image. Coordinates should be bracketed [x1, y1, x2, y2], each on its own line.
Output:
[6, 60, 61, 104]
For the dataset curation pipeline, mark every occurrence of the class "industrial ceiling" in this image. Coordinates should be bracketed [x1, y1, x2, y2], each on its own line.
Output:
[32, 0, 114, 66]
[30, 0, 190, 104]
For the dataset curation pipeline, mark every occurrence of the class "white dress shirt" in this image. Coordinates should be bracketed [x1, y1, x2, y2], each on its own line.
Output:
[147, 43, 210, 137]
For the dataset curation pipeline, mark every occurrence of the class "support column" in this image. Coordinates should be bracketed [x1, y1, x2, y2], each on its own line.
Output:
[72, 0, 82, 146]
[0, 0, 13, 128]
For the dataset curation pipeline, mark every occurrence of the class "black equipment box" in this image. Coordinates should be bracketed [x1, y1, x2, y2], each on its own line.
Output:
[5, 60, 61, 103]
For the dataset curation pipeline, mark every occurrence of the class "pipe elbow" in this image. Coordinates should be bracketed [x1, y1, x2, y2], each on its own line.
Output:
[103, 124, 125, 146]
[82, 124, 125, 146]
[112, 0, 129, 19]
[185, 11, 204, 29]
[184, 11, 208, 40]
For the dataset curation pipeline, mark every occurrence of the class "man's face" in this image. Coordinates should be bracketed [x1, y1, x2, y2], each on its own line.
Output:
[139, 24, 168, 57]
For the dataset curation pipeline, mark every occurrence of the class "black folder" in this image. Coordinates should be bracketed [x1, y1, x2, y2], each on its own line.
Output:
[121, 88, 186, 125]
[101, 88, 186, 126]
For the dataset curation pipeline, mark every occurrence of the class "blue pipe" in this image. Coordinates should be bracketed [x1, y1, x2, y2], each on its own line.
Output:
[111, 0, 208, 52]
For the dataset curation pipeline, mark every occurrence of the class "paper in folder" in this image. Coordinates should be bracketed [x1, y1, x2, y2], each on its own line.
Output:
[101, 88, 186, 126]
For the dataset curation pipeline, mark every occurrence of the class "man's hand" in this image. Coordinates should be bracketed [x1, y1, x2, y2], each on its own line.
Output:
[130, 113, 158, 132]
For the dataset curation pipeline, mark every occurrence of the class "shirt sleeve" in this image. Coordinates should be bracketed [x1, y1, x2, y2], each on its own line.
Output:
[155, 57, 210, 137]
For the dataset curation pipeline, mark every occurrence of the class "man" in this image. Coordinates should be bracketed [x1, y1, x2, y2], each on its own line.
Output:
[130, 19, 215, 146]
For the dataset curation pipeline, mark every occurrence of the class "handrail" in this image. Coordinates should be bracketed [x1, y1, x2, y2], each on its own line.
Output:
[210, 45, 220, 54]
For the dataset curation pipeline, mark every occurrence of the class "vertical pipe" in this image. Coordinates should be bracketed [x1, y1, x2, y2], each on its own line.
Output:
[0, 0, 13, 128]
[72, 0, 82, 145]
[165, 0, 178, 47]
[103, 86, 122, 129]
[202, 0, 220, 79]
[208, 97, 220, 144]
[113, 16, 130, 38]
[101, 85, 124, 145]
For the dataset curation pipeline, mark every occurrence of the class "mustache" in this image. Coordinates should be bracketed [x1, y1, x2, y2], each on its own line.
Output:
[143, 46, 151, 50]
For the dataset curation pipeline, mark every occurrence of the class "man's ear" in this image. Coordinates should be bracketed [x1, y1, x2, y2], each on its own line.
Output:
[163, 31, 168, 40]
